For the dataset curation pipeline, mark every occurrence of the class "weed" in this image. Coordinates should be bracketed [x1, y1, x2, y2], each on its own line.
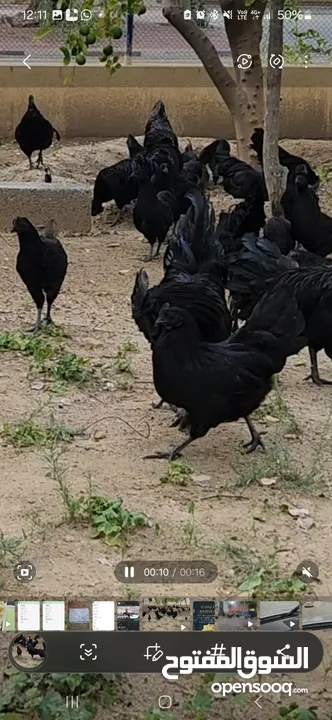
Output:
[50, 352, 94, 384]
[0, 667, 121, 719]
[234, 440, 320, 492]
[0, 331, 54, 371]
[182, 686, 213, 719]
[44, 444, 77, 520]
[182, 501, 199, 547]
[160, 459, 193, 486]
[0, 532, 24, 566]
[44, 451, 148, 546]
[0, 416, 77, 448]
[316, 167, 330, 183]
[0, 331, 95, 388]
[72, 494, 148, 546]
[114, 341, 137, 374]
[238, 553, 307, 599]
[254, 385, 302, 435]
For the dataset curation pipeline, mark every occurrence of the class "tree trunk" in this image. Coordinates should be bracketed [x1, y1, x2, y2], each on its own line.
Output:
[163, 0, 266, 162]
[263, 0, 284, 215]
[222, 0, 267, 162]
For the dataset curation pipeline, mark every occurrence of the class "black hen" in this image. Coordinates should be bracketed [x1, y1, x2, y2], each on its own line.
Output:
[91, 155, 145, 221]
[199, 138, 231, 185]
[263, 216, 295, 256]
[282, 166, 332, 256]
[131, 268, 231, 347]
[146, 285, 305, 460]
[217, 183, 266, 243]
[15, 95, 60, 169]
[133, 159, 178, 260]
[12, 217, 68, 332]
[250, 128, 320, 188]
[144, 100, 179, 153]
[227, 238, 332, 385]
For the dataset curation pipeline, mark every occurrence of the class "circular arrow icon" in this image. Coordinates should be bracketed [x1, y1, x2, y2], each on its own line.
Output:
[269, 53, 284, 69]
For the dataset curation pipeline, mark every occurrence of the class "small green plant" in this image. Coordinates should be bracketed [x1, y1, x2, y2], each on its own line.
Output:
[50, 352, 94, 384]
[182, 686, 213, 718]
[0, 331, 95, 388]
[72, 494, 148, 546]
[234, 440, 320, 492]
[0, 667, 121, 718]
[182, 501, 199, 547]
[0, 417, 77, 448]
[238, 555, 306, 599]
[44, 448, 148, 546]
[114, 340, 138, 374]
[0, 531, 24, 566]
[273, 704, 318, 720]
[316, 167, 331, 183]
[160, 459, 193, 486]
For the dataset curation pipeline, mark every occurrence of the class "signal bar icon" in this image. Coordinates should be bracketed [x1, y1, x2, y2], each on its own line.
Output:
[124, 565, 135, 578]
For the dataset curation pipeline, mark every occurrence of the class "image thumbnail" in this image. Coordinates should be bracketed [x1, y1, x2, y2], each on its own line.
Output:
[66, 600, 90, 631]
[193, 600, 216, 631]
[141, 598, 191, 631]
[117, 602, 140, 631]
[11, 633, 46, 669]
[0, 601, 16, 631]
[218, 601, 257, 631]
[302, 601, 332, 632]
[259, 601, 299, 631]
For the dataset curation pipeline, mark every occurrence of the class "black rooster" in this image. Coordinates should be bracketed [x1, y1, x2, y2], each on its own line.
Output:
[12, 217, 68, 332]
[250, 128, 320, 188]
[15, 96, 60, 169]
[145, 285, 305, 459]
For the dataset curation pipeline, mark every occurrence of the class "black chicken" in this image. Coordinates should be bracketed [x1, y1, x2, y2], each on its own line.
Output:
[91, 156, 145, 223]
[15, 95, 60, 169]
[217, 183, 266, 242]
[126, 134, 145, 158]
[145, 284, 305, 460]
[263, 215, 295, 256]
[199, 138, 264, 199]
[12, 217, 68, 332]
[133, 159, 178, 260]
[227, 239, 332, 385]
[250, 128, 320, 188]
[199, 138, 231, 185]
[282, 167, 332, 256]
[144, 100, 179, 153]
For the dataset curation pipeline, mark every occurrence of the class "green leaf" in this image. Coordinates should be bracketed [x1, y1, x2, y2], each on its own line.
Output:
[34, 26, 52, 39]
[238, 570, 264, 592]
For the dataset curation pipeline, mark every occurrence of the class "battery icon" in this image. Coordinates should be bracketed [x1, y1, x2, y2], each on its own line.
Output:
[304, 12, 312, 20]
[124, 565, 135, 578]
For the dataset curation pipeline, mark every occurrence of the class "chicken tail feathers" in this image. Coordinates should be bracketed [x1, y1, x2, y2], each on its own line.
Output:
[233, 284, 306, 371]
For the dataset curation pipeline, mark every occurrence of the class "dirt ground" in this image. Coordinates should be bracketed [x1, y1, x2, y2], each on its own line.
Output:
[1, 136, 332, 717]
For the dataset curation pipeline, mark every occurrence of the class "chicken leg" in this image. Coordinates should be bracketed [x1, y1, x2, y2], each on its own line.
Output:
[27, 308, 42, 334]
[305, 347, 332, 385]
[243, 416, 265, 453]
[144, 436, 194, 461]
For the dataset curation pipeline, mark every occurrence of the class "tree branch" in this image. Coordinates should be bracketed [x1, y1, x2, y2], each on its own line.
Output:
[162, 5, 237, 109]
[263, 0, 284, 215]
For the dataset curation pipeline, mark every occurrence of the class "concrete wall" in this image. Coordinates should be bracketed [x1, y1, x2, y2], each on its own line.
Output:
[0, 65, 332, 140]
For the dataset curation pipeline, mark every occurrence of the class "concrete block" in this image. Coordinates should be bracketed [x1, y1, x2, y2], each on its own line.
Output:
[0, 182, 92, 233]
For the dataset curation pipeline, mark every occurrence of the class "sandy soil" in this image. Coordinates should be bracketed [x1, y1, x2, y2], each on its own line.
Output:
[1, 136, 332, 717]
